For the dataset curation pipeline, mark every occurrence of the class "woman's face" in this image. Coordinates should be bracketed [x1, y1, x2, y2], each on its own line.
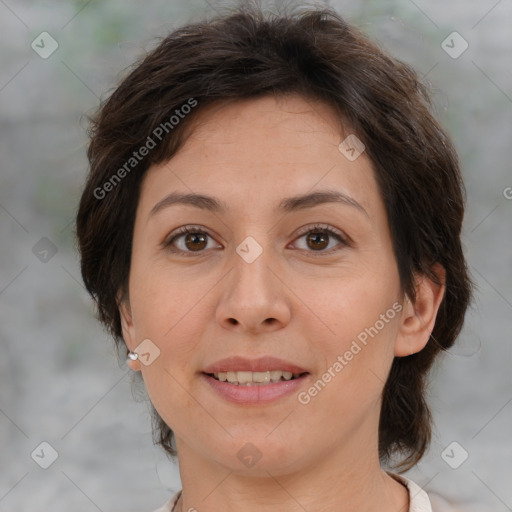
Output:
[120, 94, 414, 475]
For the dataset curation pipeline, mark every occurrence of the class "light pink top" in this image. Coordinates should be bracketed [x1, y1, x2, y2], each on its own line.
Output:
[152, 473, 455, 512]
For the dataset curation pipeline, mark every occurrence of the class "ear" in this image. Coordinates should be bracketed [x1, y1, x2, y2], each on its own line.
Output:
[118, 295, 141, 372]
[394, 263, 446, 357]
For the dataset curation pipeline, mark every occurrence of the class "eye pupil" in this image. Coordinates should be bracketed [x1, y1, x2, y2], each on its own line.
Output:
[185, 232, 207, 251]
[307, 232, 329, 250]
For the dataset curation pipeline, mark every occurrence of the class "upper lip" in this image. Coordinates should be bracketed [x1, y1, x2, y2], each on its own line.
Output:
[203, 356, 309, 374]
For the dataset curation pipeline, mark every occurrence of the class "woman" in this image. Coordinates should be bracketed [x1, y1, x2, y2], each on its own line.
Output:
[76, 4, 473, 511]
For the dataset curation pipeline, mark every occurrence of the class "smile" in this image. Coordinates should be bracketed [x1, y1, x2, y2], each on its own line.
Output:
[201, 371, 310, 404]
[208, 370, 305, 385]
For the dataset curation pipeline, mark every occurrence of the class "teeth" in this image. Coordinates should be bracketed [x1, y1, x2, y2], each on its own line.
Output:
[212, 370, 300, 385]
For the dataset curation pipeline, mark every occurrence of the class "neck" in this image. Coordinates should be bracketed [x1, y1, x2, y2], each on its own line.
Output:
[173, 436, 409, 512]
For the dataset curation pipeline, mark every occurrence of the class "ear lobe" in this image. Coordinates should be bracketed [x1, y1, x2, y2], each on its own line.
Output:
[118, 297, 141, 372]
[394, 263, 446, 357]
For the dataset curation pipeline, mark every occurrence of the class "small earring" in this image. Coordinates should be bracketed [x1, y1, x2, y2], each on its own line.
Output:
[128, 351, 138, 361]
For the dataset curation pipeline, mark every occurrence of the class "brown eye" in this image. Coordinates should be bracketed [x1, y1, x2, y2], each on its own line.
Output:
[305, 231, 330, 251]
[293, 224, 348, 255]
[164, 223, 348, 257]
[163, 226, 218, 256]
[182, 232, 208, 251]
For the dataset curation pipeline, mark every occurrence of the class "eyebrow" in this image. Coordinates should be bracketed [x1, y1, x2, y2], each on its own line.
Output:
[149, 189, 368, 218]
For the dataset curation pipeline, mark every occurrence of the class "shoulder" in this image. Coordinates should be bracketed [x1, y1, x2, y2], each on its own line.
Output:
[393, 474, 434, 512]
[428, 492, 498, 512]
[151, 490, 181, 512]
[391, 474, 480, 512]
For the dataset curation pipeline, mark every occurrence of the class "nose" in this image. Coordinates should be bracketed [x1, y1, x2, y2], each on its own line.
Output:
[215, 239, 292, 334]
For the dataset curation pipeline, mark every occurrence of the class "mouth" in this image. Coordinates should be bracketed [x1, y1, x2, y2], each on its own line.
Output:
[201, 356, 310, 403]
[204, 370, 309, 386]
[201, 370, 310, 404]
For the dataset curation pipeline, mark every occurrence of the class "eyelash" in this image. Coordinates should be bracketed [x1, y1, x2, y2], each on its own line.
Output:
[162, 223, 349, 257]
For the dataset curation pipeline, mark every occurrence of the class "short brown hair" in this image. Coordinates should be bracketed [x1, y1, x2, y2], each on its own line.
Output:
[76, 3, 473, 472]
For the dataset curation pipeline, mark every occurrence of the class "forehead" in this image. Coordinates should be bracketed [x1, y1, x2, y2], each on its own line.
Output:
[138, 94, 381, 220]
[180, 94, 349, 163]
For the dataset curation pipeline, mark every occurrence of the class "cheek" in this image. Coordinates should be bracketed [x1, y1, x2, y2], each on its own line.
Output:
[301, 303, 400, 438]
[138, 362, 195, 436]
[314, 264, 400, 342]
[128, 266, 208, 408]
[129, 255, 201, 335]
[309, 269, 401, 393]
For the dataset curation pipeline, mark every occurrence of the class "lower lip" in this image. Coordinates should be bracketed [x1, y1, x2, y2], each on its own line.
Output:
[201, 373, 310, 404]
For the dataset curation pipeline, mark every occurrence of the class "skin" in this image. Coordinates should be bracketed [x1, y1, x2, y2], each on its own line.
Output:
[119, 94, 445, 512]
